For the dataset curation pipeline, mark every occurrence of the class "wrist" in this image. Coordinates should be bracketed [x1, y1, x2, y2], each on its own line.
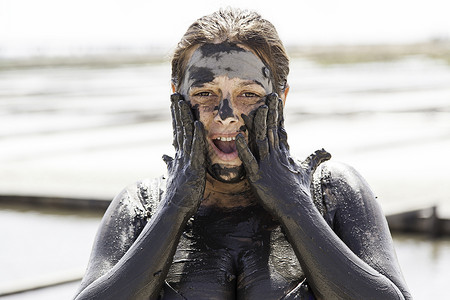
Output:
[266, 189, 314, 220]
[162, 192, 200, 218]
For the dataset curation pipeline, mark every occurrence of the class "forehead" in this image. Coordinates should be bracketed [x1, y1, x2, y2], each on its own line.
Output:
[183, 43, 271, 88]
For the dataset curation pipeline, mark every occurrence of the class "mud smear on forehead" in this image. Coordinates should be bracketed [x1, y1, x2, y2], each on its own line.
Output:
[198, 42, 246, 56]
[188, 67, 215, 88]
[179, 42, 273, 97]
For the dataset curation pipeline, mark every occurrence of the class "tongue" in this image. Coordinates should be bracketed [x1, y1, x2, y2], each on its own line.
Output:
[214, 140, 236, 154]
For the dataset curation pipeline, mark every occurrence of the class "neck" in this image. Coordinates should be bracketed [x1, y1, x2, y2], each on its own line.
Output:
[201, 173, 257, 208]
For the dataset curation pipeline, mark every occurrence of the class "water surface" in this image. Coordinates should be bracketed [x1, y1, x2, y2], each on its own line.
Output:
[1, 56, 449, 298]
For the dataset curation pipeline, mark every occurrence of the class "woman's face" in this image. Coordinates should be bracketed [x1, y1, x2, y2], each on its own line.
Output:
[178, 43, 275, 183]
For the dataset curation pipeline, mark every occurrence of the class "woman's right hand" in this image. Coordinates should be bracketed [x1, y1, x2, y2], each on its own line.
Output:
[162, 93, 207, 216]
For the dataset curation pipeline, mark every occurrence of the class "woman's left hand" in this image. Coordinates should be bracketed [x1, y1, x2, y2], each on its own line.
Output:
[236, 93, 331, 219]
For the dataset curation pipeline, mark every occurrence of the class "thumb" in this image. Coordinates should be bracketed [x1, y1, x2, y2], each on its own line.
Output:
[236, 133, 260, 182]
[302, 149, 331, 180]
[162, 154, 174, 173]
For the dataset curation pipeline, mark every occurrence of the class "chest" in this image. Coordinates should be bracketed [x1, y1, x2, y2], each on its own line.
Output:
[163, 206, 305, 299]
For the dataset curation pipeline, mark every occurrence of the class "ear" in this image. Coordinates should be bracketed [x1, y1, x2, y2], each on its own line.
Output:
[171, 83, 176, 93]
[280, 84, 289, 105]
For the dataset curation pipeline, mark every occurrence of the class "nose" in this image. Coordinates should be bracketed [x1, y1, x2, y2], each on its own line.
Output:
[214, 98, 238, 125]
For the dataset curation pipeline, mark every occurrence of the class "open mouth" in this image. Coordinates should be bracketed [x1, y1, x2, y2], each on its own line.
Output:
[209, 135, 240, 161]
[213, 136, 237, 154]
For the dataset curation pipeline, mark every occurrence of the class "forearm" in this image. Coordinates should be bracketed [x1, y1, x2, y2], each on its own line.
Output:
[278, 198, 405, 300]
[74, 199, 191, 300]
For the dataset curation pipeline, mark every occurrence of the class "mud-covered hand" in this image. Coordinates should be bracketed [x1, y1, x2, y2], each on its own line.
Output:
[162, 93, 207, 216]
[236, 93, 331, 219]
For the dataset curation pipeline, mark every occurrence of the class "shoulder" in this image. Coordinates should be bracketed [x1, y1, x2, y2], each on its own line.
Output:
[76, 176, 167, 292]
[313, 160, 380, 224]
[316, 160, 373, 196]
[106, 175, 167, 221]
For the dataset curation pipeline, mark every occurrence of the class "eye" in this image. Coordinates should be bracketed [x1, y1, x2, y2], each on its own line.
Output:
[242, 92, 259, 97]
[194, 91, 213, 97]
[237, 91, 263, 105]
[190, 90, 219, 105]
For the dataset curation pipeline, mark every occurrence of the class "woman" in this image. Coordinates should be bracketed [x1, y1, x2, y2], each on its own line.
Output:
[74, 8, 411, 300]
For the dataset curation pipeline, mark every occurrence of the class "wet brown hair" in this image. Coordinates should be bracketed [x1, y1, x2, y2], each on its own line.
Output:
[171, 8, 289, 95]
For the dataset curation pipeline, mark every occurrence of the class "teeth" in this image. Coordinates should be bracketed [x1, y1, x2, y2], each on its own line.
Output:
[216, 136, 236, 141]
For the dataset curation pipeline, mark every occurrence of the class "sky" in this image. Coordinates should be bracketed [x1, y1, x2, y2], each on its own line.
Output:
[1, 0, 449, 57]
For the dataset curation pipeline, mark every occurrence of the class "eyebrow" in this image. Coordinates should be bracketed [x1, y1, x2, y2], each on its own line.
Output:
[191, 80, 208, 88]
[190, 79, 265, 90]
[238, 80, 265, 89]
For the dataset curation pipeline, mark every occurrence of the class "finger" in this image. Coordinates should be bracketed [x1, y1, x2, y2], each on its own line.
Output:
[170, 94, 183, 151]
[266, 93, 278, 129]
[241, 110, 256, 154]
[266, 94, 279, 152]
[303, 148, 332, 179]
[235, 133, 260, 182]
[241, 111, 254, 133]
[277, 98, 289, 151]
[173, 100, 184, 153]
[190, 121, 206, 171]
[170, 93, 184, 102]
[274, 98, 291, 166]
[179, 100, 194, 156]
[254, 105, 269, 160]
[162, 154, 174, 172]
[266, 94, 280, 151]
[277, 97, 285, 127]
[170, 102, 178, 151]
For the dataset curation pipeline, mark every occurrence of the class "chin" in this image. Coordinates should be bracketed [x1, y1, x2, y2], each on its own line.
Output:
[207, 163, 245, 183]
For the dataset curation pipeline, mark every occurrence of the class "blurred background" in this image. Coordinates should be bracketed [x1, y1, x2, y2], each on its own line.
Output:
[1, 0, 449, 298]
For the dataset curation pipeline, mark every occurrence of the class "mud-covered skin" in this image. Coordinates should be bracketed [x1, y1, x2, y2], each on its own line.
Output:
[74, 163, 411, 299]
[179, 42, 273, 183]
[179, 43, 273, 98]
[75, 93, 411, 299]
[164, 205, 309, 300]
[74, 95, 207, 300]
[236, 94, 332, 220]
[162, 94, 207, 215]
[236, 94, 411, 299]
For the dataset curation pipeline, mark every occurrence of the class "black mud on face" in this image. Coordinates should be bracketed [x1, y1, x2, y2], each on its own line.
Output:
[188, 66, 215, 87]
[199, 42, 245, 56]
[218, 98, 234, 120]
[179, 42, 274, 98]
[207, 163, 245, 183]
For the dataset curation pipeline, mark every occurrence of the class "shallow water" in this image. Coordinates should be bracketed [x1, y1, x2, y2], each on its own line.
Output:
[1, 56, 449, 298]
[394, 234, 450, 299]
[0, 208, 99, 285]
[0, 208, 448, 299]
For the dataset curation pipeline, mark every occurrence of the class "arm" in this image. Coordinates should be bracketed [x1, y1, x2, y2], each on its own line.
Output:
[236, 94, 411, 300]
[74, 94, 207, 299]
[74, 183, 192, 300]
[320, 161, 411, 299]
[278, 161, 411, 300]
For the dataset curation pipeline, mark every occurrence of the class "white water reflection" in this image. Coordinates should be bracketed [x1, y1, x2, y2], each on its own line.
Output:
[0, 209, 99, 285]
[0, 208, 100, 299]
[394, 234, 450, 299]
[1, 56, 449, 298]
